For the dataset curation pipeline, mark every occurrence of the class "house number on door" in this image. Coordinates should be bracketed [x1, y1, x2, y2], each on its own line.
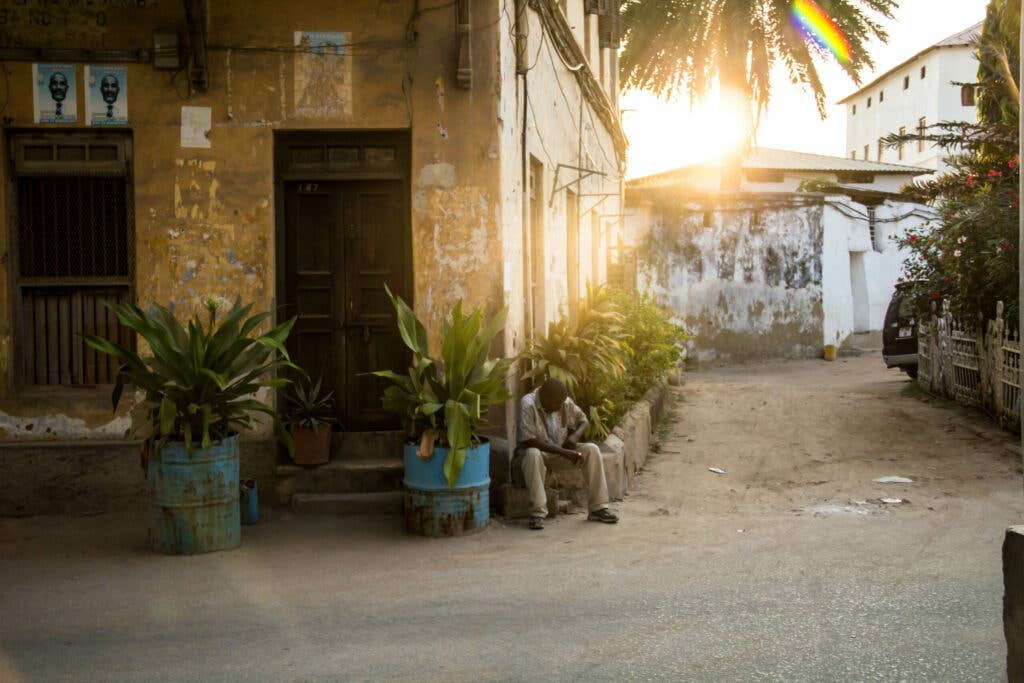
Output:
[298, 183, 319, 193]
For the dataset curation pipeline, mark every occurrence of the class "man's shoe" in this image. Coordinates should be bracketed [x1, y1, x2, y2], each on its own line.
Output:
[529, 516, 545, 530]
[587, 508, 619, 524]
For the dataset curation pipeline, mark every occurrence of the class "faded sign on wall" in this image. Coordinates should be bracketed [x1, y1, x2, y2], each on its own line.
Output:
[180, 106, 212, 148]
[85, 65, 128, 126]
[33, 63, 77, 123]
[293, 31, 352, 118]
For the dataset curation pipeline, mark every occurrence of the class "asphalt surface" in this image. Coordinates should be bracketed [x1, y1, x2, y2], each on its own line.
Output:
[1, 355, 1021, 681]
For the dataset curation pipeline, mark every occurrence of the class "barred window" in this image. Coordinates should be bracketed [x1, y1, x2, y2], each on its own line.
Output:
[10, 133, 134, 386]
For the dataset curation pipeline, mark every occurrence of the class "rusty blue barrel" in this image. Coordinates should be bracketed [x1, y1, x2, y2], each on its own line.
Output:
[403, 441, 489, 536]
[148, 435, 240, 554]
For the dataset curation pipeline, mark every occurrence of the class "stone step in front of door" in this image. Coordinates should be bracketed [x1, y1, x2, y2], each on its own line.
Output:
[290, 491, 404, 516]
[276, 459, 404, 504]
[330, 430, 406, 462]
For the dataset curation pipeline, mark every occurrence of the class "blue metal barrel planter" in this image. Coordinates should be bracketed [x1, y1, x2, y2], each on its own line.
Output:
[403, 440, 490, 537]
[148, 434, 241, 554]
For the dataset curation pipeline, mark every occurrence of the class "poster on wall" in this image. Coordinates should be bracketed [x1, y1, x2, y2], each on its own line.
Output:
[293, 31, 352, 118]
[85, 65, 128, 126]
[33, 64, 78, 124]
[180, 106, 212, 148]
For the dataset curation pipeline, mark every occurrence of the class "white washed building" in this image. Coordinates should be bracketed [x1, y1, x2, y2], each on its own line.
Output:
[625, 150, 936, 362]
[841, 22, 982, 172]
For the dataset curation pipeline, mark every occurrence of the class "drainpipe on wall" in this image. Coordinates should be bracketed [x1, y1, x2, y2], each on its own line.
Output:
[513, 0, 531, 489]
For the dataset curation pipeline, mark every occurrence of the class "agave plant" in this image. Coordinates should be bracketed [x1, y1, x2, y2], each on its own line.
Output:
[370, 285, 511, 488]
[82, 298, 298, 453]
[283, 376, 339, 431]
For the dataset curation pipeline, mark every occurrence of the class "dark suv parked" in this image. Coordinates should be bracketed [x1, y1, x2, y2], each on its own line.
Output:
[882, 285, 923, 378]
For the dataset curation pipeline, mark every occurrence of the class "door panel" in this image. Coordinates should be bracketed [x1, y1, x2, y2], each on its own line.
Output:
[284, 179, 410, 430]
[344, 182, 409, 429]
[285, 185, 344, 421]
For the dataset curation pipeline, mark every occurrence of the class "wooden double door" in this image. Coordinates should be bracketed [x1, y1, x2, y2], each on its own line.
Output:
[283, 178, 411, 430]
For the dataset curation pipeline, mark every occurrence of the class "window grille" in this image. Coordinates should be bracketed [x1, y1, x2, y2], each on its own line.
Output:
[10, 133, 134, 386]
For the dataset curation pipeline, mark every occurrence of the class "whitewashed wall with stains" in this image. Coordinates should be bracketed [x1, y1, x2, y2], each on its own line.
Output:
[632, 195, 935, 363]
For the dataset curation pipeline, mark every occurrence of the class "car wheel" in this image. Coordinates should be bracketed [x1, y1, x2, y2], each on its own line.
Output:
[903, 366, 918, 379]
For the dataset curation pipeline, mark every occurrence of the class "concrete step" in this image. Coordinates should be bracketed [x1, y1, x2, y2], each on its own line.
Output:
[291, 491, 404, 515]
[330, 430, 406, 462]
[276, 459, 404, 503]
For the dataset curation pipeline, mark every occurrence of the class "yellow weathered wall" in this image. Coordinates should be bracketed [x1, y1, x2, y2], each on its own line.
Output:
[0, 0, 505, 435]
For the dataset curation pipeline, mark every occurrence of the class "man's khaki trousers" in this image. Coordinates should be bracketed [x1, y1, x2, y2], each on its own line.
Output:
[518, 442, 609, 518]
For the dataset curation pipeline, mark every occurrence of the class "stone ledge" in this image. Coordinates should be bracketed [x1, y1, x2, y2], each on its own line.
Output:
[493, 483, 560, 519]
[0, 438, 276, 517]
[291, 491, 403, 515]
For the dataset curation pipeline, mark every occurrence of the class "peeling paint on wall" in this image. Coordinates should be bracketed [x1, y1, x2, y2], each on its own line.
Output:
[0, 412, 132, 440]
[413, 185, 501, 349]
[640, 202, 826, 363]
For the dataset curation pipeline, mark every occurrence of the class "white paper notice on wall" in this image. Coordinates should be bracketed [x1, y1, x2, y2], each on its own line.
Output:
[180, 106, 212, 148]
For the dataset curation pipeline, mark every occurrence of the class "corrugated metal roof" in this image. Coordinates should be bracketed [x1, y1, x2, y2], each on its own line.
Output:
[934, 21, 984, 47]
[837, 21, 982, 104]
[628, 147, 929, 189]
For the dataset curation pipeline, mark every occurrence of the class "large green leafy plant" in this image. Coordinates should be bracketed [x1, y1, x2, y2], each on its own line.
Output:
[371, 286, 511, 488]
[523, 285, 688, 440]
[521, 284, 628, 440]
[83, 298, 298, 452]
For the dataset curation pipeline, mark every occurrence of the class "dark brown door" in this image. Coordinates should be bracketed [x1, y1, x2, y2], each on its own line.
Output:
[284, 180, 410, 430]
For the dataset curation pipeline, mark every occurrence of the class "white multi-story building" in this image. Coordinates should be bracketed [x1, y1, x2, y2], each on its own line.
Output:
[841, 22, 981, 172]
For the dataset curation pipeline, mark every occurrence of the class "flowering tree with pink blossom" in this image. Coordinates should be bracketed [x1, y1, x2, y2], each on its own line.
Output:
[888, 0, 1020, 323]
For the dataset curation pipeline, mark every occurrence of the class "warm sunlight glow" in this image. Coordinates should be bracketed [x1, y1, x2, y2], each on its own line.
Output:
[622, 88, 749, 179]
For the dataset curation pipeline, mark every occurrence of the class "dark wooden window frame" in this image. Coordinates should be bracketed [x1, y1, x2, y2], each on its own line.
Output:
[6, 130, 135, 394]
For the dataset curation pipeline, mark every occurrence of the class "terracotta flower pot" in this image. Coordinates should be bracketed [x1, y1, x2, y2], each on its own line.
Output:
[290, 423, 332, 465]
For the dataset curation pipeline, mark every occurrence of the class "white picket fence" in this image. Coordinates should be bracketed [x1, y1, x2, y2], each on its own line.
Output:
[917, 301, 1021, 430]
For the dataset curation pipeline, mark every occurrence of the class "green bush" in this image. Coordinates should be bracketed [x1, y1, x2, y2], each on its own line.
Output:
[370, 286, 512, 488]
[521, 285, 688, 440]
[608, 288, 690, 405]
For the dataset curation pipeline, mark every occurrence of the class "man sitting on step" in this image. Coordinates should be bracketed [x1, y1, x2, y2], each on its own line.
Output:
[515, 377, 619, 530]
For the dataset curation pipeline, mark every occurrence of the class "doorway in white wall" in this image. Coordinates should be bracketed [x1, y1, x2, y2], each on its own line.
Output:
[849, 251, 872, 333]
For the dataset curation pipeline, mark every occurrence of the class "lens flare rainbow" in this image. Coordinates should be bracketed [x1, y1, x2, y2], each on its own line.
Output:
[791, 0, 852, 64]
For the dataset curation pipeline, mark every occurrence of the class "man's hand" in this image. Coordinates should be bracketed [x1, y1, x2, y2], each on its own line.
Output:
[559, 447, 582, 464]
[563, 424, 586, 451]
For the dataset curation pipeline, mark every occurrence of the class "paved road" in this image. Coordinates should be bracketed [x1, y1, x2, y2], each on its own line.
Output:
[1, 356, 1021, 681]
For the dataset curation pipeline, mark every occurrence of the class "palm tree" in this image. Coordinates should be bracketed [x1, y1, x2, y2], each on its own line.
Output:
[977, 0, 1020, 127]
[621, 0, 896, 185]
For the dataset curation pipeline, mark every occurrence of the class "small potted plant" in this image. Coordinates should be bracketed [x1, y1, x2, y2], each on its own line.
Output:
[83, 297, 297, 555]
[371, 285, 511, 536]
[283, 376, 338, 466]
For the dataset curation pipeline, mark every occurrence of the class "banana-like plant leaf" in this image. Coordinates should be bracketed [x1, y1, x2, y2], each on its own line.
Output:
[373, 287, 511, 487]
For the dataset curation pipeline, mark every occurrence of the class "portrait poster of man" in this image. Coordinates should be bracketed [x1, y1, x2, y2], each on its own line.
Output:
[293, 31, 352, 118]
[85, 65, 128, 126]
[33, 64, 78, 124]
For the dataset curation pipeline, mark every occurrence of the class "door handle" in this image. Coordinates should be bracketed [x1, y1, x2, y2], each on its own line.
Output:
[348, 298, 356, 317]
[363, 325, 371, 343]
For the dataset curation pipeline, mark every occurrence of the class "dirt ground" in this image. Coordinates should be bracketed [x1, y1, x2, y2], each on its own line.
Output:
[634, 354, 1023, 524]
[1, 354, 1022, 681]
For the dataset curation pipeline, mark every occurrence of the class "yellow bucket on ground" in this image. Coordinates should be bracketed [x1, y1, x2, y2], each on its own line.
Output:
[823, 345, 838, 362]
